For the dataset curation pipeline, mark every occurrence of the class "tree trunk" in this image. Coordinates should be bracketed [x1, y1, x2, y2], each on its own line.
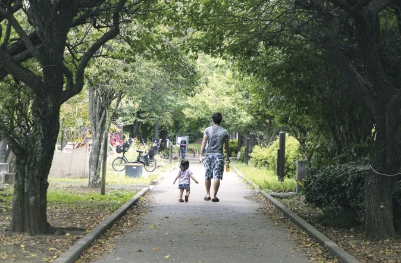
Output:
[88, 87, 110, 188]
[159, 130, 169, 151]
[11, 96, 60, 234]
[88, 129, 104, 188]
[309, 3, 401, 239]
[364, 174, 396, 239]
[132, 120, 142, 139]
[364, 111, 399, 240]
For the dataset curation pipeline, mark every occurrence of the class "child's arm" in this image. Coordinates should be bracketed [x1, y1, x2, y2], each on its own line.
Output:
[189, 173, 199, 184]
[173, 173, 180, 184]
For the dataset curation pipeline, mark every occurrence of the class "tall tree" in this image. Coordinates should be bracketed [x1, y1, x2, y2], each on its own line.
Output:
[180, 0, 401, 240]
[115, 54, 198, 140]
[0, 0, 154, 234]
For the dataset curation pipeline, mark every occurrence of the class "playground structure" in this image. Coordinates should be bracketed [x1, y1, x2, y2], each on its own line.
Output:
[49, 132, 139, 178]
[49, 140, 91, 178]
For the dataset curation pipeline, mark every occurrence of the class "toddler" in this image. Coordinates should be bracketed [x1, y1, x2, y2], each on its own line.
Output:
[173, 159, 198, 202]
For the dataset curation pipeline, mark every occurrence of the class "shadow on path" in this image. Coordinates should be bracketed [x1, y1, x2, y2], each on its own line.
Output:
[95, 163, 312, 263]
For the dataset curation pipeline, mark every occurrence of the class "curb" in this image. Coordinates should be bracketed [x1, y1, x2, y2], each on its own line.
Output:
[55, 165, 177, 263]
[232, 166, 360, 263]
[54, 187, 150, 263]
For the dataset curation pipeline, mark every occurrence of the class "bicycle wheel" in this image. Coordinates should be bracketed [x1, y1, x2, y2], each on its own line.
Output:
[143, 159, 157, 172]
[112, 157, 127, 172]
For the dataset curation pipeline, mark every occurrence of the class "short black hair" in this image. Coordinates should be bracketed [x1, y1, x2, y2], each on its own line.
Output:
[212, 112, 223, 124]
[180, 159, 189, 171]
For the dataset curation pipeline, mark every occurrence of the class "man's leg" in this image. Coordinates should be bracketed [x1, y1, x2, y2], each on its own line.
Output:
[213, 179, 220, 199]
[205, 179, 211, 198]
[204, 154, 213, 199]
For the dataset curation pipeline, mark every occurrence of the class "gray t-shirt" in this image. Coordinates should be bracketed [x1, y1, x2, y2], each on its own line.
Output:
[204, 126, 229, 154]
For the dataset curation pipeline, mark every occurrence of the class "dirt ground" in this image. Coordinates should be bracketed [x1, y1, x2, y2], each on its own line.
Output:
[1, 183, 401, 263]
[0, 183, 141, 263]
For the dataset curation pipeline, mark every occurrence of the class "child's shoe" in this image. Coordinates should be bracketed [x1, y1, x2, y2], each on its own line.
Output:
[185, 195, 189, 202]
[178, 199, 184, 202]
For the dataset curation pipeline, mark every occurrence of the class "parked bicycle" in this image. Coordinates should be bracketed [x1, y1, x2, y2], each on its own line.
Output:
[112, 139, 161, 172]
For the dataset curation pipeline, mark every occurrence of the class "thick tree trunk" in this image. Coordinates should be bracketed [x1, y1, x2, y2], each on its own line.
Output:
[11, 97, 60, 234]
[364, 113, 400, 240]
[364, 174, 396, 239]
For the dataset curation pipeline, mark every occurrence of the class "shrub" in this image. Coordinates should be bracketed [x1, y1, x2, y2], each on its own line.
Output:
[303, 163, 367, 221]
[229, 139, 238, 157]
[249, 145, 269, 168]
[187, 143, 201, 154]
[249, 135, 303, 178]
[239, 146, 246, 162]
[304, 163, 401, 229]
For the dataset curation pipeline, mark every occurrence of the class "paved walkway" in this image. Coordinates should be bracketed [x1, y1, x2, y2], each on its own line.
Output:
[95, 163, 312, 263]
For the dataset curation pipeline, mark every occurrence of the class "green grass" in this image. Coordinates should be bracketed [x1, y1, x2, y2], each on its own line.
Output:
[2, 154, 178, 213]
[0, 184, 13, 202]
[233, 163, 296, 192]
[46, 187, 138, 211]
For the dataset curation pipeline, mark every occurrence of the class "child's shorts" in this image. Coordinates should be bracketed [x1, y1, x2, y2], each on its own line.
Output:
[178, 184, 190, 190]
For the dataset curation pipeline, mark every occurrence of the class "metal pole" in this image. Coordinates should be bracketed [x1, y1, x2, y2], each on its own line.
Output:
[245, 132, 250, 165]
[278, 131, 286, 182]
[169, 143, 172, 164]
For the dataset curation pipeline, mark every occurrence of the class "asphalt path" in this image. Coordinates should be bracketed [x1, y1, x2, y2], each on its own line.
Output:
[95, 162, 312, 263]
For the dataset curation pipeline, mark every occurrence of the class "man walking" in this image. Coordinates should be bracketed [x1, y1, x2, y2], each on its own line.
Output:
[199, 112, 230, 202]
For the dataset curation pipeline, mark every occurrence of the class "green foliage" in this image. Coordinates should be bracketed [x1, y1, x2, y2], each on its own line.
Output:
[249, 145, 270, 168]
[181, 54, 256, 135]
[187, 143, 201, 154]
[178, 0, 375, 170]
[0, 185, 13, 203]
[234, 163, 296, 192]
[250, 135, 303, 178]
[229, 139, 238, 157]
[303, 163, 367, 221]
[47, 188, 138, 211]
[160, 149, 170, 159]
[304, 164, 401, 228]
[236, 146, 246, 163]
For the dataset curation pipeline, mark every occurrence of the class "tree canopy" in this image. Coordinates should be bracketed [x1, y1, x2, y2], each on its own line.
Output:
[175, 0, 401, 240]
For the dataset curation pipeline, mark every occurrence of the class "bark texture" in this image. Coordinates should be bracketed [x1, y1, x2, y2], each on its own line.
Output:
[293, 0, 401, 239]
[0, 0, 145, 234]
[88, 86, 122, 188]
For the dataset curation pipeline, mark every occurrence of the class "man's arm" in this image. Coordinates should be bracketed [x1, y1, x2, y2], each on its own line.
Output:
[199, 134, 208, 162]
[224, 138, 230, 163]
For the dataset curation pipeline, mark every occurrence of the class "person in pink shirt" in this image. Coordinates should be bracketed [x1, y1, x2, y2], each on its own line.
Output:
[173, 159, 199, 202]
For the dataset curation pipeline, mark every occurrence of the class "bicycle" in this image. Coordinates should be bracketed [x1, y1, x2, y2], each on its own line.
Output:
[112, 139, 160, 172]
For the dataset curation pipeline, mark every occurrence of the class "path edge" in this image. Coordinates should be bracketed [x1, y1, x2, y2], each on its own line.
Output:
[232, 166, 360, 263]
[54, 164, 176, 263]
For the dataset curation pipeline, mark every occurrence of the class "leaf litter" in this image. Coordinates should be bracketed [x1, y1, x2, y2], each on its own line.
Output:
[1, 183, 401, 262]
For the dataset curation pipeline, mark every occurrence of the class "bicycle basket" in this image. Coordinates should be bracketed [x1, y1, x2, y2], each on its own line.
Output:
[116, 145, 123, 153]
[116, 143, 130, 153]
